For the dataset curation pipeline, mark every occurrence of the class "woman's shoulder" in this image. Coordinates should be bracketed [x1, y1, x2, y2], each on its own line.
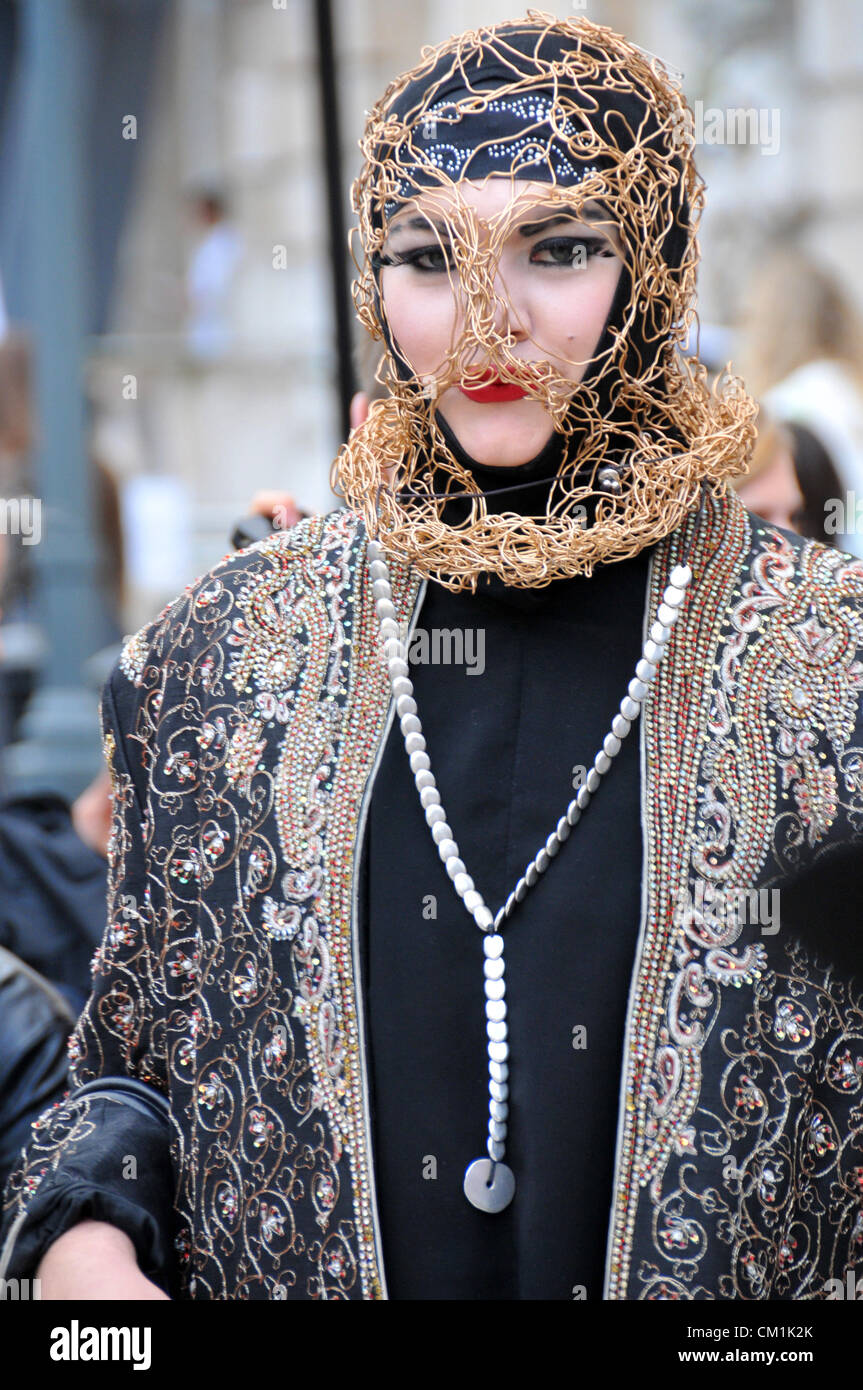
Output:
[728, 489, 863, 587]
[112, 506, 367, 693]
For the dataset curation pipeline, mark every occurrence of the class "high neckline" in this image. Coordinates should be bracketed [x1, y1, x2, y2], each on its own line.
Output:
[466, 537, 653, 610]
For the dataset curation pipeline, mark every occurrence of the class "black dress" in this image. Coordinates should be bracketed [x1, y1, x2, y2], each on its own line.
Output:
[363, 488, 653, 1298]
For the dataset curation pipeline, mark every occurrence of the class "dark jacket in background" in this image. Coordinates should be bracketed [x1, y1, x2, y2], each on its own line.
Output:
[0, 792, 108, 1013]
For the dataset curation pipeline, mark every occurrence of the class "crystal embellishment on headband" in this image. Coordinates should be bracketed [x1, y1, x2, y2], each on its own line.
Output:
[386, 93, 601, 215]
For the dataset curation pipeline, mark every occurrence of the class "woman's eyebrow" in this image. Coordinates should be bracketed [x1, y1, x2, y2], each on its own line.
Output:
[517, 213, 585, 237]
[516, 201, 613, 237]
[386, 214, 449, 238]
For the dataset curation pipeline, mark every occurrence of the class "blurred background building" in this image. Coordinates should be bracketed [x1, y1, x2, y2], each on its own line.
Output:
[1, 0, 862, 797]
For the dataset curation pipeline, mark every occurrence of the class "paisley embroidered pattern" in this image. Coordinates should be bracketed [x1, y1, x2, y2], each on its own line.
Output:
[608, 490, 863, 1299]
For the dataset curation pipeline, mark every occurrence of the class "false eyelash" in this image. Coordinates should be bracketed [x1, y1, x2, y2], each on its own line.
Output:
[374, 244, 454, 267]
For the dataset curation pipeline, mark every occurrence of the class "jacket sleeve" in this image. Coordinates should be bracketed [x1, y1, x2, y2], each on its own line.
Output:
[0, 658, 178, 1296]
[0, 947, 75, 1194]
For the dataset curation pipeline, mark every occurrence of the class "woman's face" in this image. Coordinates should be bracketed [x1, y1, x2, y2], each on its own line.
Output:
[378, 177, 625, 467]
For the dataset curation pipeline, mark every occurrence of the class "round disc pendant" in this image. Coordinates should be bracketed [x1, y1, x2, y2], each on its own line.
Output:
[463, 1158, 515, 1213]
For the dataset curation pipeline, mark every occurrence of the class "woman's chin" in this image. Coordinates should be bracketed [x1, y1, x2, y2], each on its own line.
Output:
[436, 399, 554, 468]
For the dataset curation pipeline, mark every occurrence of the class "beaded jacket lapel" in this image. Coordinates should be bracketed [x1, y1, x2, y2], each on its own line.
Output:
[606, 485, 863, 1299]
[248, 511, 424, 1297]
[298, 516, 424, 1297]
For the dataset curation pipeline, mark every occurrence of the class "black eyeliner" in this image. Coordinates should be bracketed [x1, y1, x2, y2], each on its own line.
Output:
[374, 243, 454, 271]
[530, 234, 612, 263]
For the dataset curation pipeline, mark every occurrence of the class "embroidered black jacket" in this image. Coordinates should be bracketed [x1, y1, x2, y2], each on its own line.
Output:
[3, 488, 863, 1299]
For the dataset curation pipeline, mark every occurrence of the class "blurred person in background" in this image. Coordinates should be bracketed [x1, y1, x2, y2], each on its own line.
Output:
[786, 420, 846, 543]
[732, 409, 844, 543]
[738, 247, 863, 555]
[732, 414, 804, 531]
[789, 417, 839, 542]
[184, 185, 245, 360]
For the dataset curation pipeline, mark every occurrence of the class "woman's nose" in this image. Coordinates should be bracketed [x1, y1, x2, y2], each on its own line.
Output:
[490, 269, 528, 342]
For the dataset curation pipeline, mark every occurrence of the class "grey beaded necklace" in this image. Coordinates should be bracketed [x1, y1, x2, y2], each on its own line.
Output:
[367, 535, 692, 1213]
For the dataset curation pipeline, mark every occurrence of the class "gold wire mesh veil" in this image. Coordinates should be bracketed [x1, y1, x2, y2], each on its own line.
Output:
[331, 10, 758, 590]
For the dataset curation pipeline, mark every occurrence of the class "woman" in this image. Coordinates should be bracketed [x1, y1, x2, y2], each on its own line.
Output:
[733, 412, 844, 543]
[4, 14, 863, 1302]
[732, 415, 806, 535]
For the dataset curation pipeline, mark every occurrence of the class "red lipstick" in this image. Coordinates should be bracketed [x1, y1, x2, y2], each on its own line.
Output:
[459, 368, 527, 403]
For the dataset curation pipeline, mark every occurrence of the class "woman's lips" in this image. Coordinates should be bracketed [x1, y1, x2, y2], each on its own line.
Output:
[458, 368, 528, 403]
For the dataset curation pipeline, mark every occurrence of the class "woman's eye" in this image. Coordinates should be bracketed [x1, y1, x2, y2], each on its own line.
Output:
[530, 236, 614, 266]
[410, 246, 452, 272]
[379, 244, 454, 273]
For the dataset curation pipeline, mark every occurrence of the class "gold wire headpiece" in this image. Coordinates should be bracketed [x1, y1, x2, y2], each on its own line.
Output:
[332, 10, 757, 591]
